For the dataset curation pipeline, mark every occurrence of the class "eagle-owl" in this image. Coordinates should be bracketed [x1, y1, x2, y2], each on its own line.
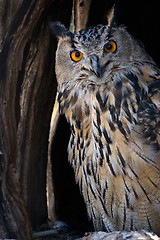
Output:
[50, 18, 160, 234]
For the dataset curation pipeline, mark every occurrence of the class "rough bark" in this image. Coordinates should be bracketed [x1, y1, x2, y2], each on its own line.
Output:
[0, 0, 72, 238]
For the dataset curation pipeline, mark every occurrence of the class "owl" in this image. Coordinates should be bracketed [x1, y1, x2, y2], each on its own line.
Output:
[50, 18, 160, 234]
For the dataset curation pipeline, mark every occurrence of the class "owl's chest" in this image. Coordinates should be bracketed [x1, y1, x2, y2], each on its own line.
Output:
[63, 90, 127, 175]
[59, 87, 160, 231]
[59, 85, 159, 173]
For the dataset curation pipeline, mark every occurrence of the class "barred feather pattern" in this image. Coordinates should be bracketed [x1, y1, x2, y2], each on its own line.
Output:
[58, 62, 160, 234]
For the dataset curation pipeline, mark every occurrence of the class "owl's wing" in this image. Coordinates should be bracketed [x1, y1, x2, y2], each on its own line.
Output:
[137, 65, 160, 147]
[144, 65, 160, 110]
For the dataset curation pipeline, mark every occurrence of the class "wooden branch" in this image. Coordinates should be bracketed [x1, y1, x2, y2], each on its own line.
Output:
[47, 93, 59, 225]
[73, 0, 92, 31]
[32, 229, 59, 239]
[81, 231, 160, 240]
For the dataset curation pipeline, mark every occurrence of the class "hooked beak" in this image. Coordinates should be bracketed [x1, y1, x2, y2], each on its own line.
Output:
[90, 54, 102, 78]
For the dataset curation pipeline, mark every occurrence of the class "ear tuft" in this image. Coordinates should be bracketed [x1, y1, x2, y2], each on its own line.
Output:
[49, 22, 72, 38]
[107, 4, 117, 27]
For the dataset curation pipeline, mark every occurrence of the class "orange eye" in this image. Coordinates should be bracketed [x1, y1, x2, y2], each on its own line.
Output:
[104, 40, 117, 53]
[70, 50, 83, 62]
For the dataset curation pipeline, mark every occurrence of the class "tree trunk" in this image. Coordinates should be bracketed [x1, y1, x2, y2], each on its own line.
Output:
[0, 0, 72, 238]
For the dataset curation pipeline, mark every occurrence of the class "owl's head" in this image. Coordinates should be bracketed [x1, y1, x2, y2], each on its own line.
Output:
[50, 21, 151, 88]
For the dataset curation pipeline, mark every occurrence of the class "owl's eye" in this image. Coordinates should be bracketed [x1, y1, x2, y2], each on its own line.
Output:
[104, 40, 117, 53]
[70, 50, 83, 62]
